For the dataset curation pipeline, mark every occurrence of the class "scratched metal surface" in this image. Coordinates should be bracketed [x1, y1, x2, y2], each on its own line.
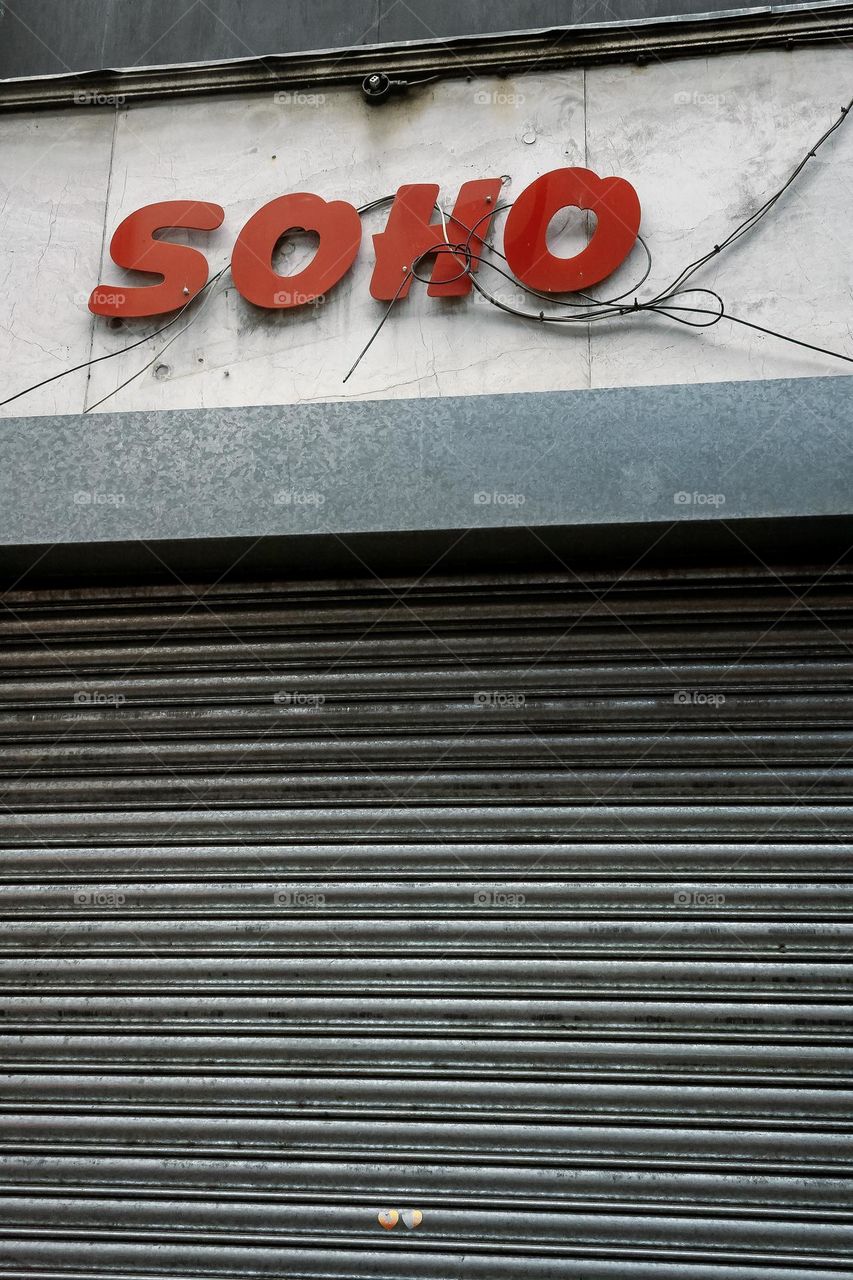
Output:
[0, 566, 851, 1277]
[0, 1, 827, 79]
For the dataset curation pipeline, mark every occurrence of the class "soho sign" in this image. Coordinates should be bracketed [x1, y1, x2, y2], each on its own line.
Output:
[88, 167, 641, 318]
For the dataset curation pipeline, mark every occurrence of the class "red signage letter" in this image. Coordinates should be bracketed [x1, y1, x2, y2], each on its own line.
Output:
[231, 193, 362, 309]
[88, 201, 225, 318]
[503, 168, 640, 292]
[370, 180, 503, 301]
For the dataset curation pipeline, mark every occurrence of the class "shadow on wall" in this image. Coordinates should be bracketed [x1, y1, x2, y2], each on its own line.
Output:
[0, 0, 826, 79]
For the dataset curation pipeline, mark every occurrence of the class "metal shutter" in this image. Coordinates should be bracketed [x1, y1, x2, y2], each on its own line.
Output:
[0, 567, 850, 1278]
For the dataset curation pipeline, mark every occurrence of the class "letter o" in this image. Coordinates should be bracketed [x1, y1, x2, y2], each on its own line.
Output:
[504, 167, 641, 293]
[231, 192, 362, 309]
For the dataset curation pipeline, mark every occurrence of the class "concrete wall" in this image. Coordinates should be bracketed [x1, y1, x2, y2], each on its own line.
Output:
[1, 45, 852, 419]
[0, 0, 815, 78]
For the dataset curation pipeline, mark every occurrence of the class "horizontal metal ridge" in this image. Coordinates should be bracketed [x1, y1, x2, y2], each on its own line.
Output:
[3, 877, 850, 906]
[1, 1067, 849, 1091]
[0, 1259, 845, 1280]
[0, 650, 849, 687]
[3, 731, 853, 764]
[3, 926, 845, 957]
[3, 1063, 849, 1088]
[0, 1261, 847, 1280]
[1, 1221, 852, 1269]
[0, 842, 849, 873]
[3, 1029, 852, 1047]
[4, 1098, 852, 1132]
[3, 1154, 850, 1208]
[2, 769, 851, 809]
[0, 564, 850, 615]
[3, 1103, 849, 1132]
[1, 805, 853, 844]
[2, 946, 849, 962]
[3, 1035, 848, 1082]
[1, 956, 850, 997]
[2, 1073, 850, 1113]
[1, 1226, 851, 1264]
[1, 643, 851, 675]
[0, 1144, 849, 1178]
[4, 871, 849, 882]
[2, 985, 849, 1001]
[0, 1252, 849, 1280]
[1, 1183, 851, 1220]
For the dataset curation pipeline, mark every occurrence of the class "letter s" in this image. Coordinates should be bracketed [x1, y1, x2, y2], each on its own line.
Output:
[88, 200, 225, 318]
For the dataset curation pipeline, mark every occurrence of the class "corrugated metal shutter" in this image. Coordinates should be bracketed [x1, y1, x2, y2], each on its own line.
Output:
[0, 567, 850, 1278]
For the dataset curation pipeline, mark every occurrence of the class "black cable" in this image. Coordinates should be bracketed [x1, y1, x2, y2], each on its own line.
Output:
[650, 300, 853, 365]
[6, 92, 853, 406]
[0, 266, 230, 411]
[649, 94, 853, 304]
[0, 195, 398, 413]
[83, 266, 233, 413]
[342, 266, 420, 383]
[345, 97, 853, 377]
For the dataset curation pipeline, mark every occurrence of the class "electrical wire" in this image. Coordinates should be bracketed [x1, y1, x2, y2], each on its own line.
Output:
[0, 266, 230, 411]
[4, 94, 853, 408]
[649, 300, 853, 365]
[0, 194, 400, 413]
[342, 268, 414, 383]
[648, 94, 853, 304]
[345, 95, 853, 379]
[83, 264, 232, 412]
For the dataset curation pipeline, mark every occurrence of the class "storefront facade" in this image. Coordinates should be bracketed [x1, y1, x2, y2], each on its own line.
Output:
[0, 2, 852, 1275]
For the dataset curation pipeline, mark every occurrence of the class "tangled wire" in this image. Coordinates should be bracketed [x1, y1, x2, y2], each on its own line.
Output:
[344, 93, 853, 381]
[2, 93, 851, 412]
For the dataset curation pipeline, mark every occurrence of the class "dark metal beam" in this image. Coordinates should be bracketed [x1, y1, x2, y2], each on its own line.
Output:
[0, 3, 850, 111]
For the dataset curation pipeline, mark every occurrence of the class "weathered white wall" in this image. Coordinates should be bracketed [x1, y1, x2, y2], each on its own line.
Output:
[0, 109, 115, 416]
[1, 45, 852, 419]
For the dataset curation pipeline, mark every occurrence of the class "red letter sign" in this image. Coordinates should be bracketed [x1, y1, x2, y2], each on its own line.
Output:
[231, 193, 362, 309]
[503, 168, 640, 292]
[370, 180, 503, 301]
[88, 200, 225, 318]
